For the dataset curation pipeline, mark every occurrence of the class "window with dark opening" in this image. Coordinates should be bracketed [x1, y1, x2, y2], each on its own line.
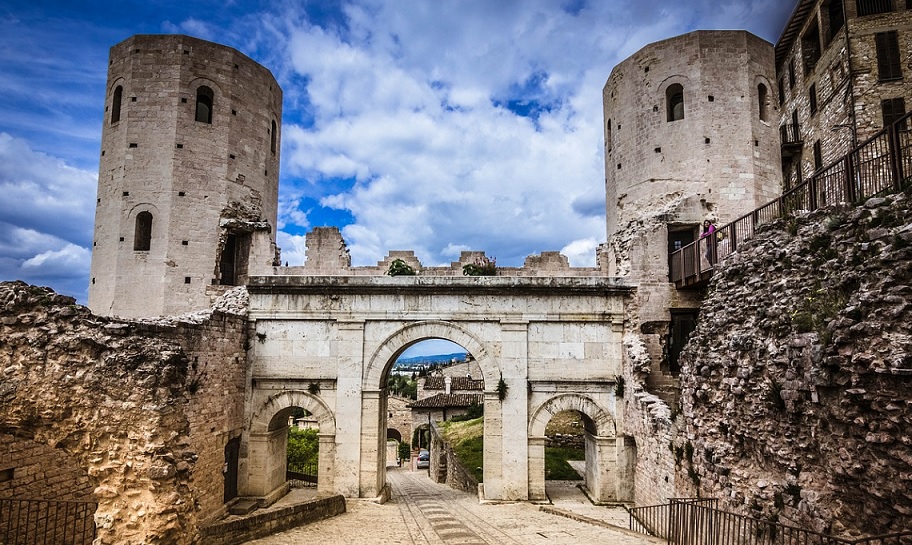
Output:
[789, 59, 796, 88]
[758, 83, 769, 121]
[802, 23, 821, 74]
[195, 86, 214, 124]
[813, 140, 823, 171]
[667, 225, 696, 281]
[219, 233, 250, 285]
[825, 0, 845, 44]
[809, 84, 818, 114]
[270, 120, 277, 154]
[876, 31, 902, 81]
[134, 211, 152, 251]
[668, 311, 698, 375]
[111, 85, 123, 124]
[666, 84, 684, 122]
[606, 119, 612, 151]
[857, 0, 895, 16]
[882, 97, 907, 129]
[778, 78, 785, 105]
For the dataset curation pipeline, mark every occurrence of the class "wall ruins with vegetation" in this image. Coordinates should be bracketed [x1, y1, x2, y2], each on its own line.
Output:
[676, 192, 912, 536]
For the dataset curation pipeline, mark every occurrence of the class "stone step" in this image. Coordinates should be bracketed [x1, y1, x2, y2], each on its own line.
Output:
[229, 498, 260, 515]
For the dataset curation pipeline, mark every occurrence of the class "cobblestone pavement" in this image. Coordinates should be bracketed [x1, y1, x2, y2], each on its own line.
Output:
[246, 467, 662, 544]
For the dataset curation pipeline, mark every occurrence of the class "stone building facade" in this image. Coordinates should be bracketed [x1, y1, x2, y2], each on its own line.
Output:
[88, 35, 282, 319]
[776, 0, 912, 187]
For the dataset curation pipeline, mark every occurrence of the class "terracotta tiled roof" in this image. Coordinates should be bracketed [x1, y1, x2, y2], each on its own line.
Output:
[423, 376, 485, 391]
[408, 393, 483, 409]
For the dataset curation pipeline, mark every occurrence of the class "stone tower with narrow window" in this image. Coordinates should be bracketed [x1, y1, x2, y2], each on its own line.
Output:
[88, 35, 282, 318]
[602, 30, 782, 400]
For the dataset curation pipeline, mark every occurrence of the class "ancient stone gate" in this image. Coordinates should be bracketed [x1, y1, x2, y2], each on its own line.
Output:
[240, 274, 637, 503]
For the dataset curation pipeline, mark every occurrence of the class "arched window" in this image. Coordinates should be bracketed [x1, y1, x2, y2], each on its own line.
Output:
[666, 84, 684, 122]
[270, 119, 277, 154]
[134, 211, 152, 251]
[195, 86, 214, 124]
[758, 83, 769, 121]
[111, 85, 123, 124]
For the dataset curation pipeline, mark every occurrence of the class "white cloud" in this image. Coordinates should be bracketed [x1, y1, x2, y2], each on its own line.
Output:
[276, 232, 309, 267]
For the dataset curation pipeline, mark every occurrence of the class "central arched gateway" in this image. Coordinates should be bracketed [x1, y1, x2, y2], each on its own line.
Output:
[243, 274, 632, 503]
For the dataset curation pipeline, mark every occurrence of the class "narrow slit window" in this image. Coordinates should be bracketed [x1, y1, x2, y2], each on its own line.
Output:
[758, 83, 769, 121]
[134, 211, 152, 251]
[270, 120, 277, 154]
[195, 86, 214, 124]
[111, 85, 123, 124]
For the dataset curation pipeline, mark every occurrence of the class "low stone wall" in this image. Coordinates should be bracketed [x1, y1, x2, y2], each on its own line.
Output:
[429, 423, 479, 495]
[198, 495, 346, 545]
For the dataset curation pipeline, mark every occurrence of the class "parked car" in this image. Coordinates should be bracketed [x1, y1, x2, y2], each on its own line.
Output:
[416, 449, 429, 469]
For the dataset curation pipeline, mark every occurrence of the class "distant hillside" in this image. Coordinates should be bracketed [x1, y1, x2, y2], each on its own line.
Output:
[394, 352, 467, 366]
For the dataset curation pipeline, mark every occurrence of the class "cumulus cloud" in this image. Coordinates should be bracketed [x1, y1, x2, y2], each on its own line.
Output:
[0, 134, 95, 302]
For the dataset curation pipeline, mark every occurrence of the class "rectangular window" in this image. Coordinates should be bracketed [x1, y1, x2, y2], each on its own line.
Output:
[882, 97, 907, 129]
[876, 31, 902, 81]
[813, 140, 823, 171]
[809, 84, 818, 114]
[778, 78, 785, 105]
[857, 0, 894, 16]
[802, 23, 821, 74]
[789, 59, 796, 88]
[826, 0, 845, 43]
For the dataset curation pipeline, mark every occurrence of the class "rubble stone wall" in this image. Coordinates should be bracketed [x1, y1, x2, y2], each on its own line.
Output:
[677, 192, 912, 535]
[0, 281, 249, 544]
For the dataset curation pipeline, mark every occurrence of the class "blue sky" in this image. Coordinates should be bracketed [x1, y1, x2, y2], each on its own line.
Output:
[0, 0, 794, 304]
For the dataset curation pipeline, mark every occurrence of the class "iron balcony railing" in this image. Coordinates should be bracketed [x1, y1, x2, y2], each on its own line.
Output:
[780, 123, 803, 146]
[672, 110, 912, 288]
[629, 499, 912, 545]
[0, 497, 97, 545]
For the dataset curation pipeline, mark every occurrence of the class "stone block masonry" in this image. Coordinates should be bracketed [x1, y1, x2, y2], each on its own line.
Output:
[198, 494, 346, 545]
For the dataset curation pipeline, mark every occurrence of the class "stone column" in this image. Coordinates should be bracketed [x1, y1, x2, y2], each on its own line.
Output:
[615, 435, 636, 502]
[334, 320, 365, 497]
[245, 427, 286, 498]
[527, 435, 547, 500]
[317, 433, 336, 494]
[499, 321, 529, 500]
[585, 433, 618, 502]
[482, 390, 503, 499]
[359, 388, 386, 498]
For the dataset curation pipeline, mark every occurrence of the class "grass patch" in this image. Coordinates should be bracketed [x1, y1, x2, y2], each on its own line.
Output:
[442, 417, 485, 482]
[545, 446, 585, 480]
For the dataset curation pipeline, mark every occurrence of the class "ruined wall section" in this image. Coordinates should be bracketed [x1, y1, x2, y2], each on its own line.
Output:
[0, 281, 249, 545]
[676, 192, 912, 535]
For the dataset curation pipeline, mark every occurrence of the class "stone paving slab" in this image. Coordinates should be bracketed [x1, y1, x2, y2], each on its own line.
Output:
[244, 468, 661, 544]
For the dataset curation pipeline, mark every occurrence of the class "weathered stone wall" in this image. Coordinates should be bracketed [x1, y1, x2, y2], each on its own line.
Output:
[0, 281, 249, 544]
[677, 192, 912, 535]
[0, 435, 94, 500]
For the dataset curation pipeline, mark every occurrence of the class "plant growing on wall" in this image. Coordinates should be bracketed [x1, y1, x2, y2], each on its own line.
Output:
[308, 382, 320, 395]
[496, 373, 508, 401]
[462, 256, 496, 276]
[614, 375, 625, 397]
[387, 258, 416, 276]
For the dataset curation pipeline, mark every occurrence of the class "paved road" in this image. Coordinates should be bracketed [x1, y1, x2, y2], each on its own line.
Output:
[247, 467, 661, 544]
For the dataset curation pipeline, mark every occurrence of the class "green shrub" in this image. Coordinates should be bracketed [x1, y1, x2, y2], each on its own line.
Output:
[287, 427, 319, 471]
[387, 258, 416, 276]
[462, 256, 496, 276]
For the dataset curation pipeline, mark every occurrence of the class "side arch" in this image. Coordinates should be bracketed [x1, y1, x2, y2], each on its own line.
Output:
[363, 320, 499, 389]
[245, 390, 337, 499]
[250, 390, 336, 434]
[528, 393, 616, 438]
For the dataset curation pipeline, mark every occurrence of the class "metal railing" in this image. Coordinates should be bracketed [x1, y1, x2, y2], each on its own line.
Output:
[0, 497, 97, 545]
[780, 123, 803, 145]
[629, 499, 912, 545]
[671, 111, 912, 287]
[287, 463, 318, 487]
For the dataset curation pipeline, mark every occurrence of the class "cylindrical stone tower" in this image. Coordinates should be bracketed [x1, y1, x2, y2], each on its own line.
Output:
[603, 30, 781, 278]
[88, 35, 282, 318]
